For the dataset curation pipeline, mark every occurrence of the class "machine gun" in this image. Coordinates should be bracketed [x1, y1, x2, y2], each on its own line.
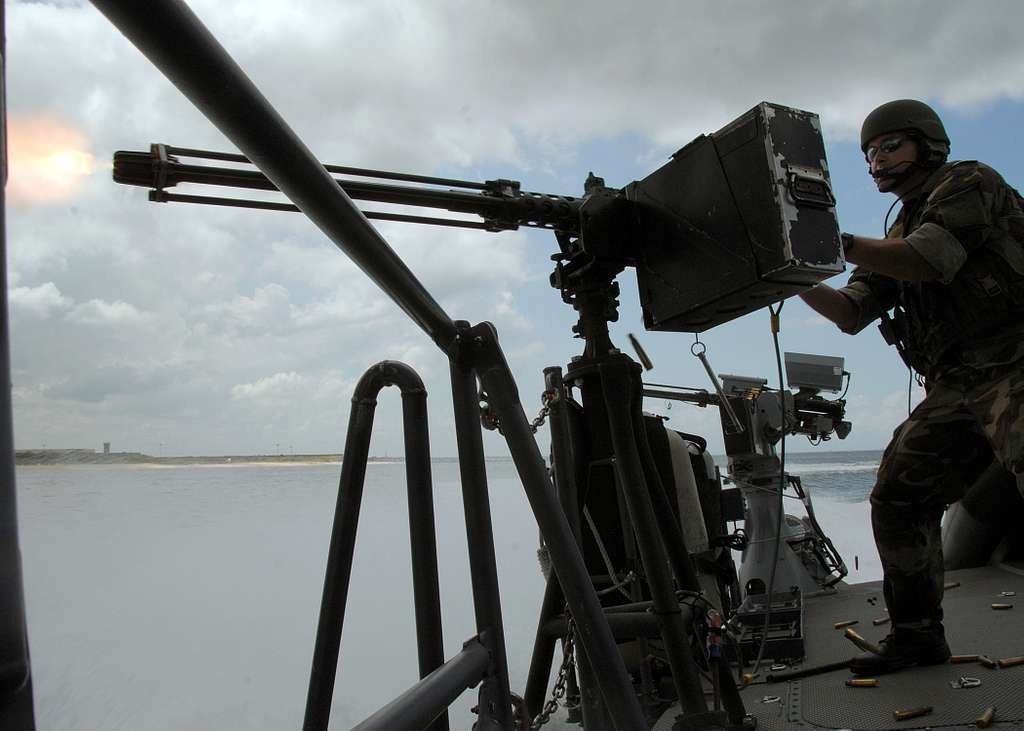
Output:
[103, 6, 845, 724]
[644, 351, 852, 663]
[646, 351, 851, 589]
[114, 101, 844, 339]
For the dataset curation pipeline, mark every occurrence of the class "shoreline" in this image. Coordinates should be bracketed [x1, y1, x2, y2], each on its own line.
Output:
[12, 450, 492, 467]
[16, 450, 362, 467]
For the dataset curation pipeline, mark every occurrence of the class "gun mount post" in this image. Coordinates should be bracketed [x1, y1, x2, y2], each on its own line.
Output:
[463, 321, 649, 729]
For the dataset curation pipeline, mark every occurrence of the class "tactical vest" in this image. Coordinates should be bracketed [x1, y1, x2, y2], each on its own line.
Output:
[885, 161, 1024, 375]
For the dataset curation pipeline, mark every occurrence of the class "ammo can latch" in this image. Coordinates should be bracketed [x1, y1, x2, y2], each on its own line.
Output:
[787, 168, 835, 209]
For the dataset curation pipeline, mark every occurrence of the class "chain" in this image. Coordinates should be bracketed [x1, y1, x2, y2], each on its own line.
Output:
[529, 390, 556, 434]
[480, 389, 555, 435]
[531, 612, 576, 729]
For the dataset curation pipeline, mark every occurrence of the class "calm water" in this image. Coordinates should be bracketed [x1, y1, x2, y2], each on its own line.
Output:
[16, 451, 882, 730]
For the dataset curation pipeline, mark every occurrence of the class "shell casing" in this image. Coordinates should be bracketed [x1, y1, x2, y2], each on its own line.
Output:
[978, 655, 998, 669]
[996, 655, 1024, 668]
[845, 678, 878, 687]
[976, 706, 996, 728]
[872, 616, 891, 626]
[944, 581, 961, 590]
[950, 654, 979, 663]
[741, 673, 755, 684]
[991, 603, 1014, 610]
[833, 619, 859, 629]
[893, 706, 932, 721]
[844, 628, 883, 655]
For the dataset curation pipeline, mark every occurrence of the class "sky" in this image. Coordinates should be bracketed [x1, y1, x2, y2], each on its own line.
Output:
[5, 0, 1024, 458]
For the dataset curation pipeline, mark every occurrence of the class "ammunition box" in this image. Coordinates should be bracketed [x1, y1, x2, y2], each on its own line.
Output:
[632, 102, 843, 332]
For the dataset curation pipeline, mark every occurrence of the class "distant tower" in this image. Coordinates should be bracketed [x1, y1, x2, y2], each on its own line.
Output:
[103, 442, 111, 455]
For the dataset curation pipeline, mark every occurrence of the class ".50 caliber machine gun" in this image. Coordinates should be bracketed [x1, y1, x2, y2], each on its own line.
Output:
[114, 102, 844, 338]
[111, 91, 846, 730]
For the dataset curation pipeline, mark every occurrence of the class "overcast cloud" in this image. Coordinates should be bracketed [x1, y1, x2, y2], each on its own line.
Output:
[7, 1, 1024, 456]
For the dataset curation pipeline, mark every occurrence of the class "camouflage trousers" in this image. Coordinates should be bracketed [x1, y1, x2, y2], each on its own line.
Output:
[871, 359, 1024, 626]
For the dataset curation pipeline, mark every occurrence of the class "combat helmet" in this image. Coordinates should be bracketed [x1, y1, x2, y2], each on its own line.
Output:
[861, 99, 950, 167]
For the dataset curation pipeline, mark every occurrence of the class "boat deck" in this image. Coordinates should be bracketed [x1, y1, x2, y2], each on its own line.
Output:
[739, 562, 1024, 730]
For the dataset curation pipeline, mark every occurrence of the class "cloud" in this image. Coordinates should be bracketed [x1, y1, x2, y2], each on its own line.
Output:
[230, 370, 356, 404]
[68, 299, 152, 326]
[231, 371, 305, 402]
[7, 0, 1023, 456]
[844, 388, 925, 446]
[206, 284, 293, 335]
[9, 282, 72, 318]
[13, 1, 1024, 175]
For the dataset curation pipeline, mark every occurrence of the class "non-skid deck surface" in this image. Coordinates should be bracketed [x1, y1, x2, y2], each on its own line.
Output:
[739, 563, 1024, 729]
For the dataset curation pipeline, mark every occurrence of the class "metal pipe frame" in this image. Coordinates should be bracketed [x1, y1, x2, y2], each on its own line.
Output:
[599, 356, 708, 716]
[351, 639, 491, 731]
[524, 368, 576, 717]
[304, 362, 447, 731]
[465, 322, 647, 729]
[525, 367, 607, 728]
[448, 335, 513, 729]
[0, 2, 37, 724]
[541, 607, 695, 640]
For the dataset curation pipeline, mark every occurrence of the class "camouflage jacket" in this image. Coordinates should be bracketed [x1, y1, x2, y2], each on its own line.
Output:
[838, 160, 1024, 378]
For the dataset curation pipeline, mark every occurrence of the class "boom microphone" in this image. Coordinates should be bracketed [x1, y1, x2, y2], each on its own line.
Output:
[870, 160, 916, 179]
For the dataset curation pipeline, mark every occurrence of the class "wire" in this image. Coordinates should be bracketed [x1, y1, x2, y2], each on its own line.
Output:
[881, 178, 929, 425]
[839, 371, 851, 400]
[907, 367, 914, 416]
[882, 196, 902, 236]
[583, 507, 634, 601]
[881, 175, 927, 237]
[752, 301, 788, 675]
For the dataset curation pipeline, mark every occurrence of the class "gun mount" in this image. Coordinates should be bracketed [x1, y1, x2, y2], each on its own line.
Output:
[645, 351, 851, 593]
[114, 102, 844, 344]
[643, 352, 851, 663]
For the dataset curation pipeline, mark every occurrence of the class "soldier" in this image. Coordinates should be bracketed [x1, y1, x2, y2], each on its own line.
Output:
[800, 99, 1024, 675]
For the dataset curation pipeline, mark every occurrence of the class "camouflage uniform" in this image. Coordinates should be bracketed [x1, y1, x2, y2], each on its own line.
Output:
[838, 160, 1024, 626]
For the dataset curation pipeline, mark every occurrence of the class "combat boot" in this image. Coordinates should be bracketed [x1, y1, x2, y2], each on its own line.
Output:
[849, 625, 950, 676]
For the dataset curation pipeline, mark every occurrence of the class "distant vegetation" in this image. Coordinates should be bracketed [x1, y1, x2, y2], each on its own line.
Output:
[15, 449, 350, 466]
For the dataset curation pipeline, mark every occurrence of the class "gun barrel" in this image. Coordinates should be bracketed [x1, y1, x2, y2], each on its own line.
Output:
[113, 146, 583, 234]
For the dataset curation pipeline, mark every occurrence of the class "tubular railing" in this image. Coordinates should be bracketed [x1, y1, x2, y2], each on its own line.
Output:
[304, 361, 453, 731]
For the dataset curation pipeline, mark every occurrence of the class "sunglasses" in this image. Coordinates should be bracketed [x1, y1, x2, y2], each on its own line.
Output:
[865, 135, 910, 163]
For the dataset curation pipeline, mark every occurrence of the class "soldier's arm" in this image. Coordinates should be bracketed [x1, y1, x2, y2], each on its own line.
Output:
[799, 283, 858, 331]
[800, 268, 899, 335]
[843, 235, 942, 282]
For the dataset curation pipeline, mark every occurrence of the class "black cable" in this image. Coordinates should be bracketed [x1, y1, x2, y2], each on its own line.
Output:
[839, 371, 851, 400]
[881, 179, 928, 422]
[881, 174, 927, 236]
[908, 367, 913, 416]
[882, 196, 902, 236]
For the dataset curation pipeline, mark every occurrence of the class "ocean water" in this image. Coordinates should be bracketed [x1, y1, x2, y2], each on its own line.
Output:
[16, 450, 882, 730]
